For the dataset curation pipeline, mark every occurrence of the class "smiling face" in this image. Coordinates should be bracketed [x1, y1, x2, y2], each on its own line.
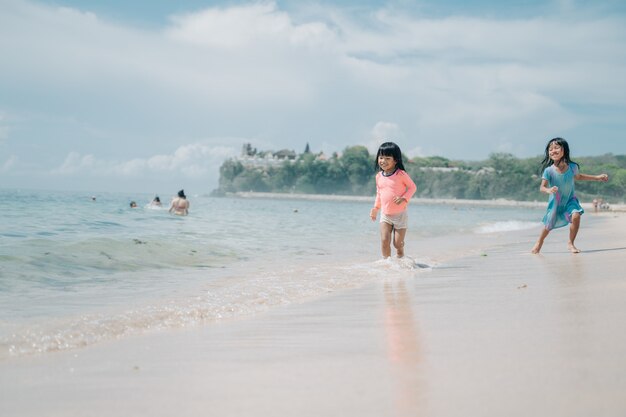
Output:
[548, 141, 564, 163]
[378, 155, 397, 173]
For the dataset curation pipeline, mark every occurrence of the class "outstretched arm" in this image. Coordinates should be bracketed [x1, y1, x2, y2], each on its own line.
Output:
[575, 173, 609, 182]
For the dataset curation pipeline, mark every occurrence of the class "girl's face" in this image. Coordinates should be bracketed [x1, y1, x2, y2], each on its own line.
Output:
[378, 154, 397, 172]
[548, 142, 564, 162]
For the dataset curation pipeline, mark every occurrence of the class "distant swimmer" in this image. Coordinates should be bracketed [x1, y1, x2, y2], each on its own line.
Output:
[130, 201, 138, 208]
[150, 196, 162, 207]
[169, 189, 189, 216]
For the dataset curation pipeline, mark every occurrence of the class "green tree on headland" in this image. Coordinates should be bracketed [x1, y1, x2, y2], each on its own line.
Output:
[215, 144, 625, 203]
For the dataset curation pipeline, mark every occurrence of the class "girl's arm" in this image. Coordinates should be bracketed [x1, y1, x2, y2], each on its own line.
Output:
[540, 178, 558, 194]
[575, 173, 609, 182]
[403, 173, 417, 201]
[370, 196, 380, 221]
[394, 171, 417, 204]
[371, 177, 381, 221]
[370, 207, 379, 221]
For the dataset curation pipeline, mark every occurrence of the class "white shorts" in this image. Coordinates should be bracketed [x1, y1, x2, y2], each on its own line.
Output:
[380, 211, 408, 229]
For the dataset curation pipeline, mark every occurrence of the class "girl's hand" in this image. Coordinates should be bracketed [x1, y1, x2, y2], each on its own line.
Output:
[370, 208, 379, 221]
[598, 174, 609, 182]
[393, 196, 406, 205]
[547, 186, 558, 194]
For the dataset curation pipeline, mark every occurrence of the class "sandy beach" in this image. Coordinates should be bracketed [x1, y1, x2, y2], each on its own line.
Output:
[2, 211, 626, 417]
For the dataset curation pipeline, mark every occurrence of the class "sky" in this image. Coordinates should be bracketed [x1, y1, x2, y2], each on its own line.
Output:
[1, 0, 625, 194]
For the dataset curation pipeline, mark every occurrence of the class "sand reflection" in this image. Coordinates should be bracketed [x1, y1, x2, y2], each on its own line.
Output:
[383, 280, 426, 416]
[540, 254, 593, 357]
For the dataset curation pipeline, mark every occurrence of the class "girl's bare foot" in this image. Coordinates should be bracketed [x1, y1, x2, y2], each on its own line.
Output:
[531, 242, 542, 254]
[568, 243, 581, 253]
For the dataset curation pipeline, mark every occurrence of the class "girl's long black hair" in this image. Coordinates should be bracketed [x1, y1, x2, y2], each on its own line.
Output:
[374, 141, 406, 171]
[539, 137, 579, 173]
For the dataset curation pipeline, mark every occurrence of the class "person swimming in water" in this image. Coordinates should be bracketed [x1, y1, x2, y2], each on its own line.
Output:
[169, 189, 189, 216]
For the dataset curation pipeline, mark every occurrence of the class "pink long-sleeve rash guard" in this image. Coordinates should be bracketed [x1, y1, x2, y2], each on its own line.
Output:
[374, 169, 417, 215]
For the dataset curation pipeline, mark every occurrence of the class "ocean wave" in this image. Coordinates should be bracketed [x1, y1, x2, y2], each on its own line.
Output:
[474, 220, 539, 234]
[0, 258, 432, 359]
[0, 190, 544, 360]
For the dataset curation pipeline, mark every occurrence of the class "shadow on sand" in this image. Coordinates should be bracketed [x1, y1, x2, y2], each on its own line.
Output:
[583, 246, 626, 254]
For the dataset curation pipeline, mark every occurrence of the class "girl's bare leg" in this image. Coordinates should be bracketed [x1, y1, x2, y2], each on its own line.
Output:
[531, 228, 550, 254]
[380, 222, 393, 258]
[568, 212, 581, 253]
[393, 228, 407, 258]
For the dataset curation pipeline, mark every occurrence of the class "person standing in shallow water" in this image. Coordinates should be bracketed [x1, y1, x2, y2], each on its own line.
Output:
[531, 138, 608, 254]
[151, 196, 162, 207]
[169, 189, 189, 216]
[370, 142, 417, 259]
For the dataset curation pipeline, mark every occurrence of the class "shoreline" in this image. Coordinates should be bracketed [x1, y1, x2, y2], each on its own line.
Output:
[2, 212, 625, 416]
[231, 191, 626, 211]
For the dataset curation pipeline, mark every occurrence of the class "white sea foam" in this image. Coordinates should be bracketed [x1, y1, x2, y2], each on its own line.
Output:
[0, 255, 444, 359]
[1, 260, 382, 358]
[144, 203, 166, 210]
[474, 220, 540, 234]
[373, 256, 435, 271]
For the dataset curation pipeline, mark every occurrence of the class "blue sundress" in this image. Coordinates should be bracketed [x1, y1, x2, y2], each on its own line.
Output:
[541, 162, 584, 230]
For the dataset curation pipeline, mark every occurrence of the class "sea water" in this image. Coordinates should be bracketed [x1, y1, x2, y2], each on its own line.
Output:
[0, 188, 543, 359]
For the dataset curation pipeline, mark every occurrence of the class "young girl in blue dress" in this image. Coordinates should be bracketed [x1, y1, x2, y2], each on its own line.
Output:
[531, 138, 609, 254]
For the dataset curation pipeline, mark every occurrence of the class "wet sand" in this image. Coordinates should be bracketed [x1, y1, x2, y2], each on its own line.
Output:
[1, 212, 625, 417]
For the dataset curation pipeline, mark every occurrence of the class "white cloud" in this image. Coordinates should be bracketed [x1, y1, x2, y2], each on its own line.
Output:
[115, 143, 237, 178]
[364, 121, 427, 158]
[166, 2, 336, 49]
[1, 0, 626, 192]
[330, 10, 626, 113]
[51, 142, 238, 179]
[366, 122, 405, 153]
[4, 2, 625, 115]
[52, 152, 96, 174]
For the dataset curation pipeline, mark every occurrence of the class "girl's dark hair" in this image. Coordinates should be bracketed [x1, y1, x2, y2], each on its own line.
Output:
[539, 137, 578, 173]
[178, 189, 186, 198]
[374, 141, 406, 171]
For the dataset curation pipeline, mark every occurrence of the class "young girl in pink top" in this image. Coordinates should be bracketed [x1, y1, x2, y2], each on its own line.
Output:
[369, 142, 417, 258]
